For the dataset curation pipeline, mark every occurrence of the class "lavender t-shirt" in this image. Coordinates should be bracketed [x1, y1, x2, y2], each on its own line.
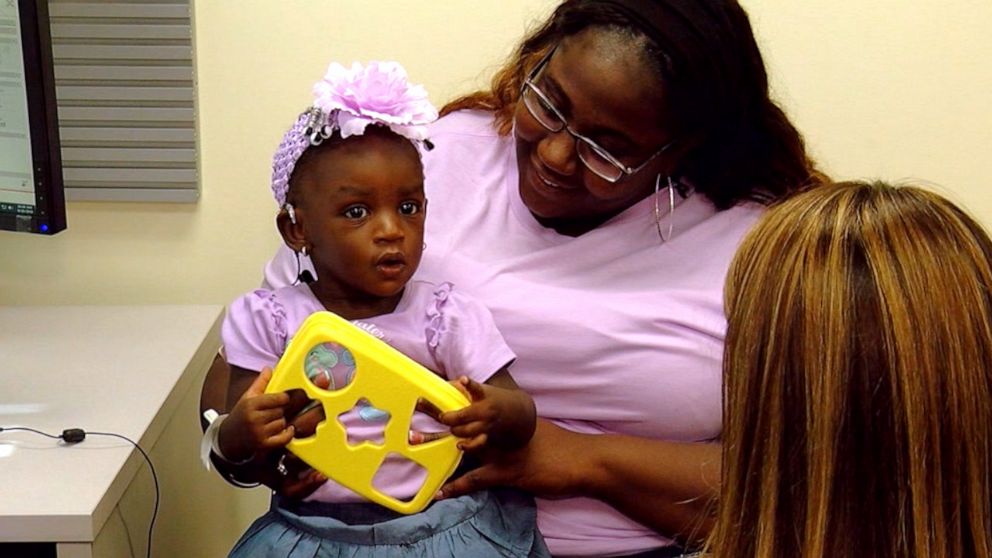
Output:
[222, 279, 514, 503]
[265, 111, 764, 555]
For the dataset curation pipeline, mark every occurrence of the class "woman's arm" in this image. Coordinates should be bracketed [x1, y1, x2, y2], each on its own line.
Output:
[200, 353, 232, 430]
[582, 429, 721, 545]
[439, 419, 720, 545]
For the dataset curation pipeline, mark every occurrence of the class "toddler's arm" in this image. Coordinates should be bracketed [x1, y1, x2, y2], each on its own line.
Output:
[438, 368, 536, 452]
[217, 367, 295, 462]
[212, 365, 327, 497]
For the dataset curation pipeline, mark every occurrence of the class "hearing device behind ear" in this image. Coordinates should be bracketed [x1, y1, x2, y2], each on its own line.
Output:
[285, 203, 298, 225]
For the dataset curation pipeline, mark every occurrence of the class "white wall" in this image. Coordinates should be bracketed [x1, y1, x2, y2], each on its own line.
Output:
[1, 0, 990, 305]
[748, 1, 992, 216]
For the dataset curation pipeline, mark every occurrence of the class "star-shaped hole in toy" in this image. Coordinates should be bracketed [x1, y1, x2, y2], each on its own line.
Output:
[337, 398, 391, 446]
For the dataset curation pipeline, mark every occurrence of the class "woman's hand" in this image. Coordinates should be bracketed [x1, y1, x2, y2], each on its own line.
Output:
[253, 451, 327, 499]
[438, 418, 721, 545]
[438, 374, 537, 451]
[218, 368, 295, 462]
[438, 418, 587, 500]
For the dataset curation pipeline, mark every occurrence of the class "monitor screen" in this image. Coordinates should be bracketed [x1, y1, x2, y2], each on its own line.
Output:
[0, 0, 64, 235]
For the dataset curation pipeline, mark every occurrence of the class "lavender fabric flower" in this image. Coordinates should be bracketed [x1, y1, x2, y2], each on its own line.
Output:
[270, 61, 438, 207]
[313, 61, 438, 141]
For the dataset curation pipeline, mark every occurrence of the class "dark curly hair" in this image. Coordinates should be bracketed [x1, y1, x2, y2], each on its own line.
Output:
[442, 0, 825, 209]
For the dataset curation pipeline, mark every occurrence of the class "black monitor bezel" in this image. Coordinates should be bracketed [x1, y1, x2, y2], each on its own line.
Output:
[0, 0, 65, 235]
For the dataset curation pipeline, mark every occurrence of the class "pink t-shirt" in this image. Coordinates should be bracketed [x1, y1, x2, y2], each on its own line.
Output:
[265, 111, 764, 555]
[222, 279, 514, 503]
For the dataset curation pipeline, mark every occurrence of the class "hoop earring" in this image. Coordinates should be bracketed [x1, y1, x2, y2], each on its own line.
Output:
[654, 174, 676, 243]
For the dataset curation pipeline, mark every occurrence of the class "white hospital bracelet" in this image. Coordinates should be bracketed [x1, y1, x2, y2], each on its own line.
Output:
[199, 412, 253, 470]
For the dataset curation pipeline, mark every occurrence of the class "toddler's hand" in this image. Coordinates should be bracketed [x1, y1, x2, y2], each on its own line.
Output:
[218, 368, 295, 462]
[438, 376, 536, 452]
[284, 372, 331, 438]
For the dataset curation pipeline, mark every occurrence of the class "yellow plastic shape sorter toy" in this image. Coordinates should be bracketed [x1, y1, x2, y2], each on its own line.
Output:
[265, 311, 470, 514]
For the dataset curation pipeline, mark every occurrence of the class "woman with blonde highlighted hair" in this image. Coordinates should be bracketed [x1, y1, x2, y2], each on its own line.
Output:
[713, 181, 992, 557]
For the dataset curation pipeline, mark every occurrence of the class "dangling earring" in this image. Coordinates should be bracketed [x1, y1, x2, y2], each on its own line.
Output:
[653, 174, 676, 243]
[294, 245, 315, 285]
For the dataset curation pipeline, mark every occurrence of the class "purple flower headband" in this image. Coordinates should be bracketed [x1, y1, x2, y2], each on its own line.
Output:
[271, 61, 439, 207]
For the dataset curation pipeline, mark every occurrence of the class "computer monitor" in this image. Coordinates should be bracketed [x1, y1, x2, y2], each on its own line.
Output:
[0, 0, 65, 235]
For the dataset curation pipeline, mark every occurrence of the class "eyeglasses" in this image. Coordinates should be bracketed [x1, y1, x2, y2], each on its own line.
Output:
[520, 48, 674, 183]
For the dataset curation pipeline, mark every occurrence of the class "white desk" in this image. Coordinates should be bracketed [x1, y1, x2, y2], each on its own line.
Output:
[0, 305, 227, 557]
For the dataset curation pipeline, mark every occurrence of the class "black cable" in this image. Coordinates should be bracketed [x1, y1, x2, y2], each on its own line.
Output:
[86, 431, 159, 558]
[0, 426, 159, 558]
[0, 425, 62, 440]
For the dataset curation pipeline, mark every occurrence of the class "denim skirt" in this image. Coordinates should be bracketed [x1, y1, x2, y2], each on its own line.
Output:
[228, 489, 550, 557]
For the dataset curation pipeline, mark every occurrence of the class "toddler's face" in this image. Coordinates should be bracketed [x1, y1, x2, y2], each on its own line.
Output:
[296, 132, 426, 300]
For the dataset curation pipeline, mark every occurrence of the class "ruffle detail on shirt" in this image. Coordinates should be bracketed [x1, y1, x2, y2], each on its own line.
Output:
[425, 282, 454, 352]
[251, 288, 289, 345]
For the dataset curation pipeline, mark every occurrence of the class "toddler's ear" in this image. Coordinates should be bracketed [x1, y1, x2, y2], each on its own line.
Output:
[277, 206, 306, 252]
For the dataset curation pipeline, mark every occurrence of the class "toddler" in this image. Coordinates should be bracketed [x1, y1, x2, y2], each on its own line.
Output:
[211, 61, 548, 557]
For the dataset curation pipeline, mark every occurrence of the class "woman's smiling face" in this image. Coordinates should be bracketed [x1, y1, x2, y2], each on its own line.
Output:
[513, 29, 676, 235]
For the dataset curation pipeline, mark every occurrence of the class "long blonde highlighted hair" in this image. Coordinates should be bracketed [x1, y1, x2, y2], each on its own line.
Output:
[712, 181, 992, 557]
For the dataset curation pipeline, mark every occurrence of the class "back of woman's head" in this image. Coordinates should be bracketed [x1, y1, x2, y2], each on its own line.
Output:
[443, 0, 823, 209]
[714, 181, 992, 558]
